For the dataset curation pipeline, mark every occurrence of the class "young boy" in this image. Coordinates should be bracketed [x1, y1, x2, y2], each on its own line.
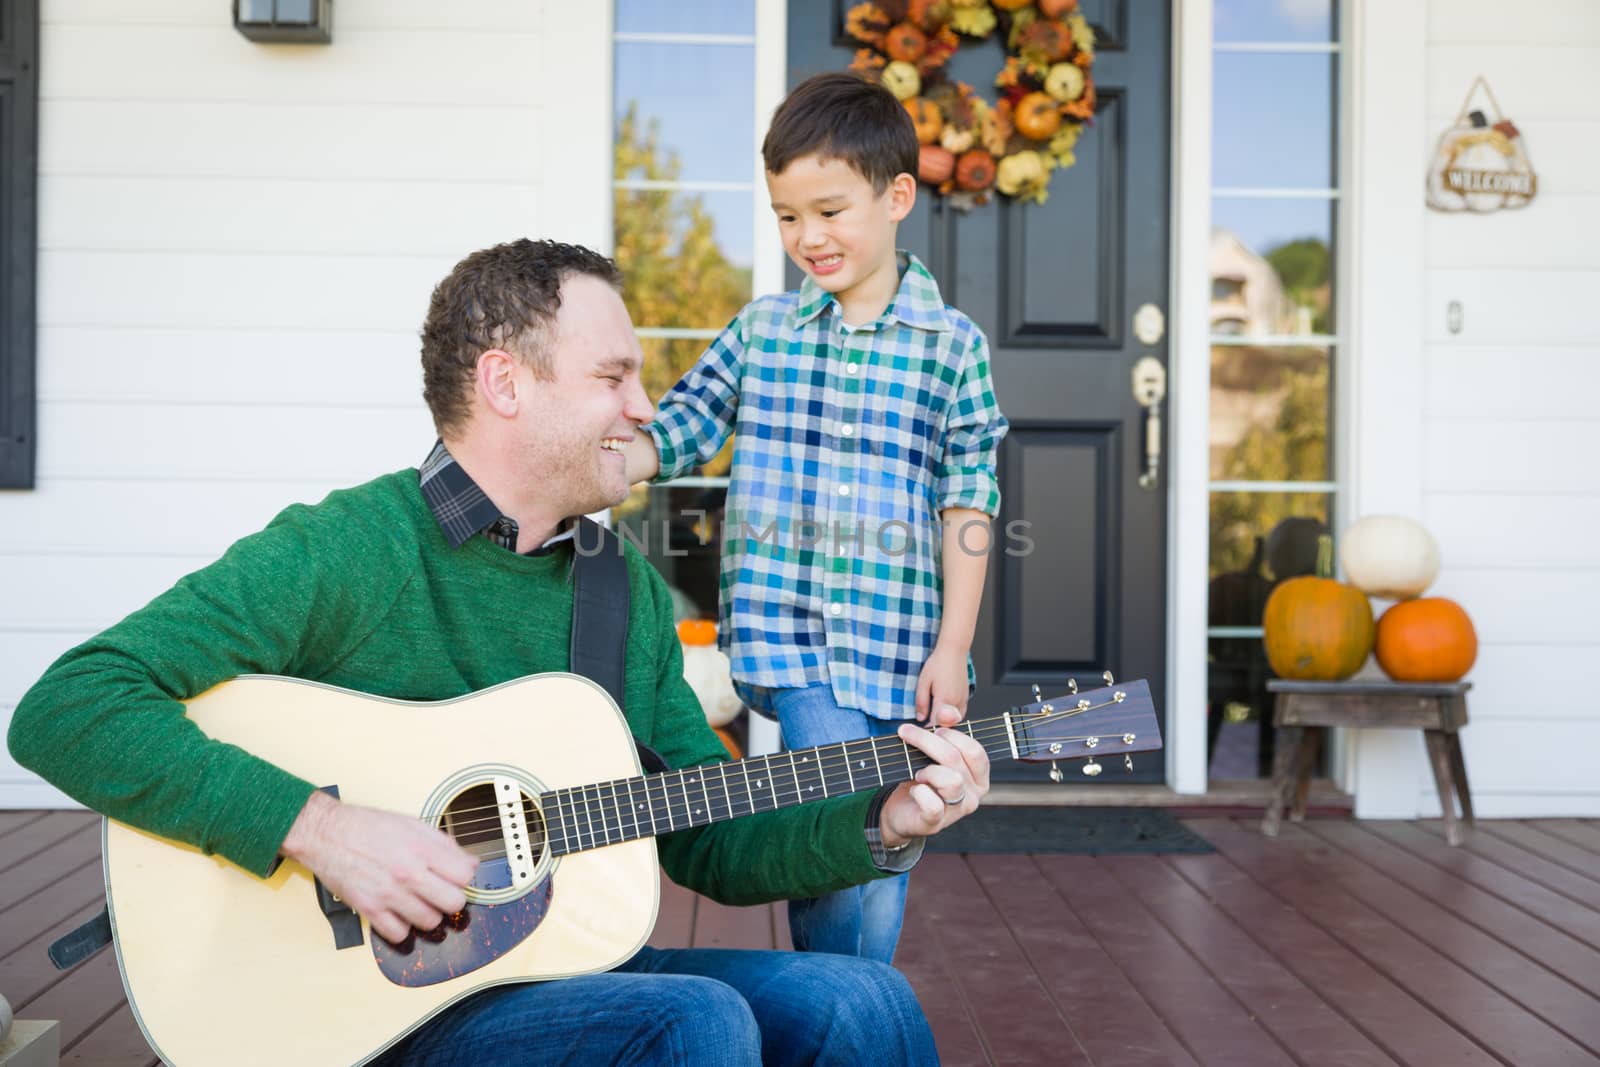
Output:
[624, 72, 1007, 964]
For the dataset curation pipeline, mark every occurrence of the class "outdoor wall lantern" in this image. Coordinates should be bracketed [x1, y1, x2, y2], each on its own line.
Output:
[233, 0, 333, 44]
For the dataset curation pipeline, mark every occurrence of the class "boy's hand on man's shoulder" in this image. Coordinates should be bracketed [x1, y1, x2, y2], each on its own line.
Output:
[622, 431, 660, 485]
[915, 642, 969, 725]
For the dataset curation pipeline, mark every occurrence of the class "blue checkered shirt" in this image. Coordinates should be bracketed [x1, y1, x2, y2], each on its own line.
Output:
[646, 254, 1007, 720]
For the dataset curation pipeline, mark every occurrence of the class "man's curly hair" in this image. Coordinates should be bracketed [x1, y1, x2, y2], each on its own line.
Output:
[420, 239, 623, 436]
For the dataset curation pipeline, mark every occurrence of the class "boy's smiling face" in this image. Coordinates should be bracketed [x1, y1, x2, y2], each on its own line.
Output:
[766, 153, 915, 324]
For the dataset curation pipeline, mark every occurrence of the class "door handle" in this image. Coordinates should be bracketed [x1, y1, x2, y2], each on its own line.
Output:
[1131, 356, 1166, 490]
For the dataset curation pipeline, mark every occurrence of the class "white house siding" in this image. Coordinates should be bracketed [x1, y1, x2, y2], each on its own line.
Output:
[1352, 0, 1600, 819]
[0, 0, 612, 806]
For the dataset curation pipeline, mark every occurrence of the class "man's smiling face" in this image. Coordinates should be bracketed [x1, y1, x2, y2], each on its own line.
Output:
[513, 273, 652, 517]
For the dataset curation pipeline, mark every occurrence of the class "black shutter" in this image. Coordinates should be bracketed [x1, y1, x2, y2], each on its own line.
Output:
[0, 0, 38, 488]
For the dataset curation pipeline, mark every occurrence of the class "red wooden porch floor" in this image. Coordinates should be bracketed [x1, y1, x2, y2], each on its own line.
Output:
[3, 811, 1599, 1065]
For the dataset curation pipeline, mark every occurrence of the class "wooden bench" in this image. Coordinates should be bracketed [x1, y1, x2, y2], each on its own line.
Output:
[1261, 679, 1475, 845]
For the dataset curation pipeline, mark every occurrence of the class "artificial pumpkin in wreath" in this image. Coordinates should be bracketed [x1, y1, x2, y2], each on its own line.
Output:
[1261, 535, 1375, 681]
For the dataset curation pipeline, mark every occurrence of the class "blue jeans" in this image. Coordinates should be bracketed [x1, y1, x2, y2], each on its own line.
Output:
[379, 945, 938, 1066]
[739, 682, 911, 964]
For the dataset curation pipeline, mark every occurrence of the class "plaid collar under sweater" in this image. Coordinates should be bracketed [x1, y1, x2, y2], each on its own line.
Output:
[417, 440, 575, 555]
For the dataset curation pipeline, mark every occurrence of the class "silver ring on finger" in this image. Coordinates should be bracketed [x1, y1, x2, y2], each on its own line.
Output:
[944, 788, 966, 807]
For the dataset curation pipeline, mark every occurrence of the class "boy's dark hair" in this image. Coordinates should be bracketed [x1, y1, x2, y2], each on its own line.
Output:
[762, 72, 919, 192]
[420, 238, 623, 436]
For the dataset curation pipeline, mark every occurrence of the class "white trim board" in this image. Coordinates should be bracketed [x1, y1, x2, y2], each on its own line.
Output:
[1167, 0, 1212, 795]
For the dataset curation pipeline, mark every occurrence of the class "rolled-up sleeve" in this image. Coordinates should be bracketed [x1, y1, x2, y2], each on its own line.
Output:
[935, 332, 1007, 516]
[646, 313, 747, 481]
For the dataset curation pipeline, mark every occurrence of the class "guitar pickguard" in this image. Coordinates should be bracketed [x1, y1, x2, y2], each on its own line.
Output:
[370, 862, 555, 987]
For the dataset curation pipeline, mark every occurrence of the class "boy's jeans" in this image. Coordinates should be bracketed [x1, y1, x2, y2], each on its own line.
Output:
[739, 681, 912, 965]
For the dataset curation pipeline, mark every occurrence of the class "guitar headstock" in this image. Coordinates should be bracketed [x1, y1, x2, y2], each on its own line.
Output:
[1010, 679, 1161, 777]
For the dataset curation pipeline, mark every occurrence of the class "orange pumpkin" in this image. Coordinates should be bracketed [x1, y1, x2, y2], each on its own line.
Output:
[904, 97, 944, 145]
[954, 149, 996, 191]
[1262, 536, 1375, 680]
[1014, 92, 1063, 141]
[676, 618, 717, 646]
[1039, 0, 1079, 15]
[1374, 598, 1478, 682]
[992, 0, 1033, 9]
[714, 726, 743, 760]
[918, 144, 956, 184]
[885, 21, 927, 62]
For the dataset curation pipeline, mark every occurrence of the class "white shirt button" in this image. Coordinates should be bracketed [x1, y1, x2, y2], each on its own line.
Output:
[841, 424, 855, 437]
[829, 603, 843, 616]
[837, 484, 850, 496]
[846, 363, 859, 375]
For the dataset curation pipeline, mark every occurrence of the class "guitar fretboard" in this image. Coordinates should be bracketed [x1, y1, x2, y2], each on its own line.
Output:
[542, 715, 1017, 857]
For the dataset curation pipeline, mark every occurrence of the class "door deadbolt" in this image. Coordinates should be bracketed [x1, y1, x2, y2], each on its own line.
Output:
[1133, 303, 1166, 346]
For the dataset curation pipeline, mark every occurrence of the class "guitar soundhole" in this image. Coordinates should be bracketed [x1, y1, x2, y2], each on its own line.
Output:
[372, 777, 557, 987]
[437, 782, 548, 894]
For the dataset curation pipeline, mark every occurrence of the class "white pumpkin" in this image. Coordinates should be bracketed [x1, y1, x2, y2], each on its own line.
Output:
[681, 640, 743, 727]
[1339, 515, 1440, 600]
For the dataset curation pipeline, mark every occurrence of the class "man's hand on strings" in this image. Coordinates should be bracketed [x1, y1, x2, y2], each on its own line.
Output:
[280, 790, 479, 944]
[878, 720, 990, 849]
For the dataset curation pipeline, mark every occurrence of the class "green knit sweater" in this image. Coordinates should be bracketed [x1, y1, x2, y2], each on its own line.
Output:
[8, 471, 886, 901]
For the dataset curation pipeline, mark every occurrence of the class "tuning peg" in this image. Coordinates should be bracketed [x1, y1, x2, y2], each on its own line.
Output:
[1048, 761, 1064, 783]
[1067, 678, 1078, 694]
[1082, 758, 1103, 777]
[1031, 684, 1042, 703]
[1124, 753, 1134, 773]
[1102, 670, 1115, 686]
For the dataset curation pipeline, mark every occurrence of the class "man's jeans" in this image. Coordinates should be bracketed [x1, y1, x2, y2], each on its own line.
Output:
[380, 945, 938, 1065]
[740, 682, 912, 964]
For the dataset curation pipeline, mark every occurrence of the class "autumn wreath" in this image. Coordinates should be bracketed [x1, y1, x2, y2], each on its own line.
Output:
[845, 0, 1096, 208]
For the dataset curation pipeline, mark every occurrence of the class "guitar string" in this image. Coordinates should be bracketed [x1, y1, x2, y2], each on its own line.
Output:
[428, 695, 1128, 830]
[437, 698, 1140, 858]
[431, 696, 1133, 833]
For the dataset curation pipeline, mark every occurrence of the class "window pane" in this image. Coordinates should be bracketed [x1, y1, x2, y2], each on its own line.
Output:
[616, 0, 754, 36]
[1209, 491, 1330, 585]
[275, 0, 314, 23]
[1210, 345, 1331, 481]
[1214, 0, 1336, 43]
[1207, 490, 1331, 779]
[1211, 198, 1334, 334]
[1213, 53, 1335, 188]
[614, 187, 753, 334]
[615, 43, 755, 184]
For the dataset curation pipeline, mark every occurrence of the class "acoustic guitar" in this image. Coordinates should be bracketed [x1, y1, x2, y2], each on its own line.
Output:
[103, 672, 1160, 1065]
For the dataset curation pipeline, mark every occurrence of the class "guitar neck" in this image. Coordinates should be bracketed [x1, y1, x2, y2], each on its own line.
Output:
[543, 713, 1018, 857]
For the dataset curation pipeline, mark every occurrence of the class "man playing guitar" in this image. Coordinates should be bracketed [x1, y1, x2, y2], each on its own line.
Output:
[9, 239, 989, 1066]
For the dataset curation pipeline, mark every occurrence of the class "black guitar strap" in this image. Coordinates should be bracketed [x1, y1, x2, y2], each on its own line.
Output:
[569, 517, 629, 714]
[49, 514, 654, 970]
[570, 519, 671, 774]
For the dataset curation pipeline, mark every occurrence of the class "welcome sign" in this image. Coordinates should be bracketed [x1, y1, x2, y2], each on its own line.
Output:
[1426, 76, 1538, 213]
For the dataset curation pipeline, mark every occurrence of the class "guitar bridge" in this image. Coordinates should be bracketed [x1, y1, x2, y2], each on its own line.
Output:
[493, 775, 537, 887]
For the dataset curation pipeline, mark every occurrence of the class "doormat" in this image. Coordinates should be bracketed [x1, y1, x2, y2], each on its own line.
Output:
[924, 806, 1215, 855]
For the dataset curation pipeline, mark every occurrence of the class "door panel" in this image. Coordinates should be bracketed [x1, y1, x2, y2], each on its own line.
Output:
[787, 0, 1171, 781]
